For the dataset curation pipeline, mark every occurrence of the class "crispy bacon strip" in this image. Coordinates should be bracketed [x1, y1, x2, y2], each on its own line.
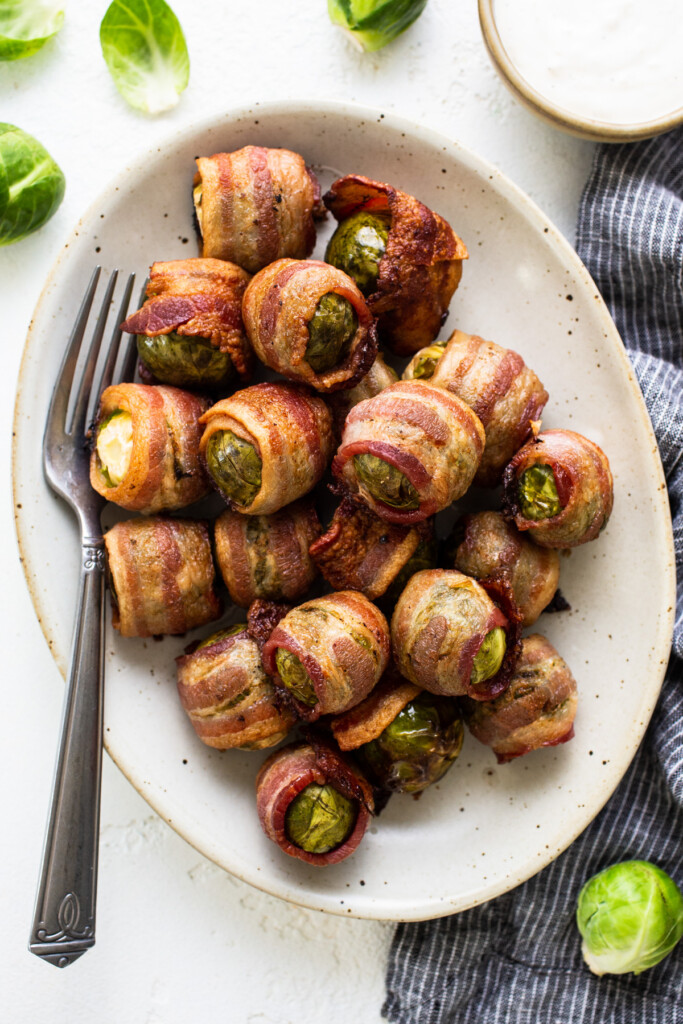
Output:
[332, 380, 485, 525]
[120, 258, 253, 380]
[247, 599, 292, 651]
[255, 741, 374, 866]
[324, 174, 468, 355]
[262, 591, 390, 721]
[194, 146, 323, 274]
[89, 383, 209, 513]
[430, 331, 549, 486]
[331, 670, 420, 751]
[502, 429, 614, 547]
[462, 634, 578, 763]
[104, 517, 221, 638]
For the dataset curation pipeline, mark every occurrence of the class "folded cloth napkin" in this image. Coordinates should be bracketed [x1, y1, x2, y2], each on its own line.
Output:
[383, 127, 683, 1024]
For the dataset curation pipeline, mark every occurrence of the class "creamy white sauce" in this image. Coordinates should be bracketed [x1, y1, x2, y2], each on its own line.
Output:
[493, 0, 683, 125]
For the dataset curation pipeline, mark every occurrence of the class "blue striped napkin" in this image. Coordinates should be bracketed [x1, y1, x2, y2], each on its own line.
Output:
[383, 127, 683, 1024]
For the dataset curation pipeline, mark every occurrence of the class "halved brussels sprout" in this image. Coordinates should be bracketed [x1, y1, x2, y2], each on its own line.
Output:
[360, 693, 464, 793]
[137, 331, 234, 389]
[305, 292, 358, 372]
[325, 210, 391, 296]
[403, 339, 448, 381]
[275, 647, 318, 707]
[206, 430, 262, 507]
[518, 464, 562, 520]
[470, 626, 506, 686]
[96, 410, 133, 487]
[285, 782, 357, 854]
[328, 0, 428, 53]
[354, 453, 420, 510]
[195, 623, 247, 650]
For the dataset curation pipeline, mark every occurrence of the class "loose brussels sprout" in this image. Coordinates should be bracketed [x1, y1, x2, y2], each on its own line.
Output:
[96, 410, 133, 487]
[275, 647, 318, 707]
[403, 339, 448, 381]
[328, 0, 428, 53]
[325, 210, 390, 296]
[470, 626, 506, 686]
[0, 123, 65, 246]
[285, 782, 357, 854]
[206, 430, 262, 507]
[518, 464, 562, 520]
[354, 453, 420, 510]
[360, 693, 464, 793]
[195, 623, 247, 650]
[305, 292, 358, 372]
[0, 1, 64, 60]
[577, 861, 683, 976]
[137, 332, 234, 389]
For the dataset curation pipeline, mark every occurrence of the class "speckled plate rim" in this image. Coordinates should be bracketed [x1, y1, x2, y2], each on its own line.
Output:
[478, 0, 683, 143]
[13, 99, 676, 921]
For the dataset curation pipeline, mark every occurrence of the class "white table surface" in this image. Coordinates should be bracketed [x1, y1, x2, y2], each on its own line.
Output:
[1, 2, 595, 1020]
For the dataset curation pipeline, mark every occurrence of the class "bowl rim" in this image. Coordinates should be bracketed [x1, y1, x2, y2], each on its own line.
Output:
[478, 0, 683, 143]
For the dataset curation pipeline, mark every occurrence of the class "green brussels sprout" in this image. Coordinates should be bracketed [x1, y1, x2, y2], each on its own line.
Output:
[96, 410, 133, 487]
[275, 648, 318, 707]
[577, 861, 683, 976]
[325, 210, 390, 296]
[305, 292, 359, 373]
[206, 430, 262, 507]
[360, 693, 464, 793]
[195, 623, 247, 650]
[518, 464, 562, 521]
[328, 0, 428, 53]
[354, 453, 420, 510]
[0, 124, 65, 246]
[470, 626, 506, 686]
[0, 2, 64, 61]
[285, 782, 357, 854]
[137, 332, 235, 389]
[403, 339, 448, 381]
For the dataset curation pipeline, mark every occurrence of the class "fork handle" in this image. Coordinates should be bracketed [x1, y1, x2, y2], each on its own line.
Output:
[29, 541, 105, 968]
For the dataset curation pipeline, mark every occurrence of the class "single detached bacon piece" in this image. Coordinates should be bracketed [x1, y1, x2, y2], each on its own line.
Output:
[199, 382, 334, 515]
[391, 569, 518, 700]
[214, 500, 321, 608]
[309, 495, 432, 600]
[120, 258, 253, 382]
[452, 511, 560, 627]
[502, 429, 613, 548]
[462, 634, 578, 763]
[176, 625, 295, 750]
[262, 591, 390, 721]
[256, 740, 374, 866]
[328, 351, 398, 437]
[428, 330, 549, 486]
[90, 383, 209, 513]
[242, 259, 377, 393]
[324, 175, 468, 356]
[332, 380, 485, 525]
[193, 146, 323, 274]
[104, 517, 221, 638]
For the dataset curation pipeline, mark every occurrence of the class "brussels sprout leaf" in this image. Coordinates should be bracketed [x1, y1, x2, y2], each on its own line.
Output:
[0, 0, 64, 61]
[0, 123, 65, 245]
[328, 0, 428, 52]
[100, 0, 190, 114]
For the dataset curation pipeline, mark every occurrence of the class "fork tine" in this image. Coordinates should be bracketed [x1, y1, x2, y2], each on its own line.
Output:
[85, 272, 136, 430]
[112, 277, 147, 385]
[66, 270, 119, 436]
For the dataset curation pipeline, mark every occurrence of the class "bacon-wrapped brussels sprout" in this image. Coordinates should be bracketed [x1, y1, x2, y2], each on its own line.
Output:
[176, 625, 295, 750]
[422, 330, 549, 487]
[328, 351, 398, 436]
[462, 634, 578, 762]
[333, 380, 485, 524]
[324, 175, 468, 356]
[193, 146, 322, 274]
[331, 673, 464, 794]
[90, 383, 209, 513]
[256, 740, 374, 865]
[391, 569, 517, 700]
[452, 511, 561, 627]
[214, 500, 321, 608]
[242, 259, 377, 393]
[402, 338, 448, 381]
[262, 591, 390, 721]
[502, 429, 613, 547]
[104, 517, 221, 638]
[120, 258, 252, 388]
[199, 382, 334, 515]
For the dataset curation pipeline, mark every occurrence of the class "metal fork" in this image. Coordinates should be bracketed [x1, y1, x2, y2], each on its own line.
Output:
[29, 267, 138, 968]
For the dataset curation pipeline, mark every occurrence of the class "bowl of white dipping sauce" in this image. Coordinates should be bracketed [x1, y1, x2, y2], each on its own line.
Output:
[479, 0, 683, 141]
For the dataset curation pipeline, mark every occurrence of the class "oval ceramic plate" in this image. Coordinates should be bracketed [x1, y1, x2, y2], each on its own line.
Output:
[13, 101, 675, 921]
